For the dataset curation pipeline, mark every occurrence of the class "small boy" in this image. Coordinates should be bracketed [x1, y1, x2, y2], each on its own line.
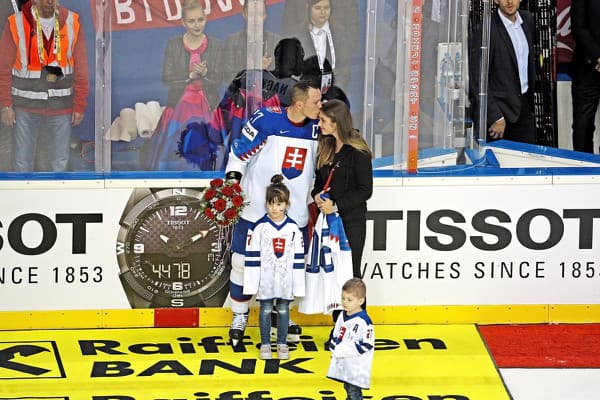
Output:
[327, 278, 375, 400]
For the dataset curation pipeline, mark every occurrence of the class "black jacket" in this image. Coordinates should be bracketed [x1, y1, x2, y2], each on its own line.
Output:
[161, 35, 222, 108]
[288, 21, 353, 90]
[487, 10, 536, 125]
[311, 144, 373, 223]
[221, 29, 281, 87]
[470, 9, 536, 126]
[571, 0, 600, 81]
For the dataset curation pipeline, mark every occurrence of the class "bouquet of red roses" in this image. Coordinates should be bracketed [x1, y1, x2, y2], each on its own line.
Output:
[199, 178, 246, 226]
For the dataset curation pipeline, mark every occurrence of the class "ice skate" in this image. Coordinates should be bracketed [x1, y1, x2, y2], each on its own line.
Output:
[270, 311, 302, 343]
[229, 311, 248, 346]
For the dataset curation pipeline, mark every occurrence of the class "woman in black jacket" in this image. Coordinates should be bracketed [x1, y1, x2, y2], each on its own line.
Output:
[312, 99, 373, 278]
[161, 1, 221, 110]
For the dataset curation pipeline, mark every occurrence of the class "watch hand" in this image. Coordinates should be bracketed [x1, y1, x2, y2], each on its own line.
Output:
[160, 234, 171, 244]
[174, 230, 210, 250]
[191, 230, 210, 242]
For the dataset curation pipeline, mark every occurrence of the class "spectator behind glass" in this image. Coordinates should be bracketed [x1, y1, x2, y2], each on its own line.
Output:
[301, 55, 349, 107]
[145, 0, 222, 171]
[221, 0, 280, 87]
[0, 0, 89, 172]
[570, 0, 600, 154]
[284, 0, 355, 91]
[161, 0, 221, 111]
[282, 0, 359, 46]
[470, 0, 536, 144]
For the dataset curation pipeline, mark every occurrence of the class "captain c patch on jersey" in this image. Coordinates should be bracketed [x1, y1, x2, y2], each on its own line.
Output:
[281, 147, 308, 180]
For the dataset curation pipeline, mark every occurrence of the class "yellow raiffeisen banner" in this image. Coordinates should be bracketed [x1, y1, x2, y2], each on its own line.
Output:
[0, 325, 510, 399]
[0, 183, 599, 311]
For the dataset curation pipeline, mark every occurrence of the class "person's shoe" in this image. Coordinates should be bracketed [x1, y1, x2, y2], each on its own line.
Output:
[259, 344, 272, 360]
[286, 319, 302, 343]
[270, 312, 302, 343]
[228, 311, 249, 347]
[277, 344, 290, 360]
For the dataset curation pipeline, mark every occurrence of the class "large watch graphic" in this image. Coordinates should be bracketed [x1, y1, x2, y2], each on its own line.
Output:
[116, 188, 230, 308]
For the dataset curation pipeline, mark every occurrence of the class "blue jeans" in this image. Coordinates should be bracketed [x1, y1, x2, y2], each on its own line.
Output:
[13, 109, 71, 172]
[259, 299, 290, 345]
[344, 382, 363, 400]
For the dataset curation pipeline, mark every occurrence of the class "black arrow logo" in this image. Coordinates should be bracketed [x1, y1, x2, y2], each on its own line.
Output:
[0, 345, 52, 375]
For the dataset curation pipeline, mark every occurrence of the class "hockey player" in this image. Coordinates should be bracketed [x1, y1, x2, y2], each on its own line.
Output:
[225, 80, 322, 345]
[211, 38, 305, 170]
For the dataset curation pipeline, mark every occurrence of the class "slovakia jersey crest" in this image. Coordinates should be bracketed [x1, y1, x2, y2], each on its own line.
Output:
[272, 237, 286, 258]
[281, 146, 308, 180]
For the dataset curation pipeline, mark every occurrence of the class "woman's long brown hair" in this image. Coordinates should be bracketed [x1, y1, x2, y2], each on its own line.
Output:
[316, 99, 372, 169]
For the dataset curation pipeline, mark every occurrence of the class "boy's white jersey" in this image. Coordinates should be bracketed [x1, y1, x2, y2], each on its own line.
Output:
[226, 106, 319, 227]
[327, 309, 375, 389]
[243, 215, 306, 300]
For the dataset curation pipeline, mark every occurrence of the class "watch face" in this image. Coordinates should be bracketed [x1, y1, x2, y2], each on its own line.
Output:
[117, 188, 229, 307]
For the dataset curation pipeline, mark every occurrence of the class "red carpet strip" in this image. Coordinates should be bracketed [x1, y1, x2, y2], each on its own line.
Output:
[479, 324, 600, 368]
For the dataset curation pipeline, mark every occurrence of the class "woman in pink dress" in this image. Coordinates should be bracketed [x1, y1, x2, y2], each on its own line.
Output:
[147, 0, 222, 170]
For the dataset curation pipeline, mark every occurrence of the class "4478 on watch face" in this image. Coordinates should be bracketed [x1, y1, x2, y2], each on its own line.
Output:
[116, 188, 229, 308]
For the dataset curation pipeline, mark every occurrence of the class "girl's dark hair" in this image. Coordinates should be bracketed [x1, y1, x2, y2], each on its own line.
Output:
[266, 174, 290, 204]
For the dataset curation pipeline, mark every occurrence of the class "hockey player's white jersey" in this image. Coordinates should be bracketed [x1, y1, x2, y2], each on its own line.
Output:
[226, 106, 319, 226]
[327, 309, 375, 389]
[298, 212, 353, 314]
[242, 215, 306, 300]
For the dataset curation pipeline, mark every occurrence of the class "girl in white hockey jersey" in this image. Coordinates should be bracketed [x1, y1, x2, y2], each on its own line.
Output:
[327, 278, 375, 400]
[243, 175, 305, 360]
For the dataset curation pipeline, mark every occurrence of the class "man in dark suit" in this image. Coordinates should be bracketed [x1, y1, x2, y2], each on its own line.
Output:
[221, 1, 280, 87]
[485, 0, 537, 144]
[570, 0, 600, 154]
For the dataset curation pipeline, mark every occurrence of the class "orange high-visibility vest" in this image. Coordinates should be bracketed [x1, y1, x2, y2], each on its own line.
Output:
[7, 9, 80, 109]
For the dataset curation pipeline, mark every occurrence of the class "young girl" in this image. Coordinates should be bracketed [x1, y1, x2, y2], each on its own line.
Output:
[243, 174, 306, 359]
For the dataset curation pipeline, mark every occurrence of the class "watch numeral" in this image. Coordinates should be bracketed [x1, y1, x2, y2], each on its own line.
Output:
[170, 205, 187, 216]
[173, 282, 183, 291]
[133, 243, 145, 254]
[171, 298, 184, 307]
